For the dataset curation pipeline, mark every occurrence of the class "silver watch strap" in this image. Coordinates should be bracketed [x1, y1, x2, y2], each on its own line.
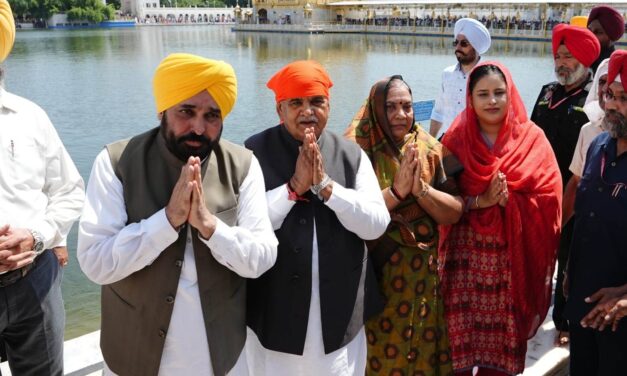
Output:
[310, 174, 332, 195]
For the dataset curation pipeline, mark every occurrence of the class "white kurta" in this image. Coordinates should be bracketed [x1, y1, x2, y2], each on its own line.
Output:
[246, 150, 390, 376]
[569, 119, 605, 178]
[78, 149, 278, 376]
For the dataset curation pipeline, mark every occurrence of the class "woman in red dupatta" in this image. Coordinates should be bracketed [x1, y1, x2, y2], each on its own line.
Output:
[440, 62, 562, 376]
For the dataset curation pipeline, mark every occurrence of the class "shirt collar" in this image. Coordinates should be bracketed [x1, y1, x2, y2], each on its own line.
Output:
[598, 133, 616, 159]
[456, 56, 481, 74]
[0, 87, 19, 113]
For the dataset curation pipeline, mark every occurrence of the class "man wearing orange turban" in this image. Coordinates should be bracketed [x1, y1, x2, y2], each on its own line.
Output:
[588, 5, 625, 74]
[564, 49, 627, 376]
[78, 53, 278, 376]
[245, 60, 390, 375]
[0, 0, 85, 374]
[531, 23, 600, 346]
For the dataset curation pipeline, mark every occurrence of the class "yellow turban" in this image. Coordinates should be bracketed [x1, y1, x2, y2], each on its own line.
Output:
[153, 53, 237, 119]
[0, 0, 15, 62]
[570, 16, 588, 28]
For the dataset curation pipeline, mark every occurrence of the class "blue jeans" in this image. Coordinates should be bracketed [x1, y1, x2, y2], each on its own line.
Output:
[0, 250, 64, 376]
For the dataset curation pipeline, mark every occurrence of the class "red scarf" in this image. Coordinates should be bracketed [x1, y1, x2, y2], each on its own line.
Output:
[441, 61, 563, 338]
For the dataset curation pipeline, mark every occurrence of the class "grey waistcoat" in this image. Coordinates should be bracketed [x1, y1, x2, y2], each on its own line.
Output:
[101, 127, 251, 376]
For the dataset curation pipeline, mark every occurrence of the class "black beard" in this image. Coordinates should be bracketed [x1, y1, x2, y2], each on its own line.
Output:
[159, 115, 220, 161]
[456, 50, 477, 65]
[603, 110, 627, 139]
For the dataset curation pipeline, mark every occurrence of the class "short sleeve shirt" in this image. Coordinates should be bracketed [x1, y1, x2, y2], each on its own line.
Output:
[430, 63, 468, 138]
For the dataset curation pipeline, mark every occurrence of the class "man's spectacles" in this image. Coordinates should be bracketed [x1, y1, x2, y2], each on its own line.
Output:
[453, 40, 470, 48]
[603, 90, 627, 105]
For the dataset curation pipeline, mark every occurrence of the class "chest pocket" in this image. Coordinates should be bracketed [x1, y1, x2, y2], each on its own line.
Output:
[8, 139, 45, 188]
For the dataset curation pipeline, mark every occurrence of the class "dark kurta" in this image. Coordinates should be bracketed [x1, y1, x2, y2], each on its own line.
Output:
[564, 132, 627, 323]
[564, 132, 627, 376]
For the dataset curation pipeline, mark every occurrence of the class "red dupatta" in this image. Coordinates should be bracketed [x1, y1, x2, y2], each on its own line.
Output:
[441, 61, 563, 339]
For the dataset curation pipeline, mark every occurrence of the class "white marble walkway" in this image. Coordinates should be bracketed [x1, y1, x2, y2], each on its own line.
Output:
[0, 308, 569, 376]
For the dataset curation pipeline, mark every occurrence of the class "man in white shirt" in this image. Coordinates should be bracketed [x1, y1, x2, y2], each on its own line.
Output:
[0, 1, 85, 374]
[429, 18, 491, 139]
[244, 60, 390, 376]
[78, 53, 278, 375]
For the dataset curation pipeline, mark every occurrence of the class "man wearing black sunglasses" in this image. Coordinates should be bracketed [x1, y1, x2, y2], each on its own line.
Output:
[429, 18, 491, 139]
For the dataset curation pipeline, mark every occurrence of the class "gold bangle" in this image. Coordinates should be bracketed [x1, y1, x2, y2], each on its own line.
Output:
[474, 195, 480, 209]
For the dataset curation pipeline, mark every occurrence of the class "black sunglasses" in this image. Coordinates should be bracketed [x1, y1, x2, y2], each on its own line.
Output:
[452, 40, 470, 48]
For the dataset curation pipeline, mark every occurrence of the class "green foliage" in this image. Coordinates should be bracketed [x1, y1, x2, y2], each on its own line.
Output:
[10, 0, 115, 23]
[10, 0, 60, 20]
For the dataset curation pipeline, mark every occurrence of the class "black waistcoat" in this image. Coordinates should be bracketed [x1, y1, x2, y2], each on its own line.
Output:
[530, 78, 591, 186]
[244, 125, 383, 355]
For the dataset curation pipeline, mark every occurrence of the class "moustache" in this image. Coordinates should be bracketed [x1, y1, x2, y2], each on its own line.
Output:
[178, 133, 211, 145]
[299, 116, 319, 124]
[555, 66, 572, 75]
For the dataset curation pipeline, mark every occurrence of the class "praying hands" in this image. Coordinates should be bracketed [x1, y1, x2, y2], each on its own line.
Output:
[165, 156, 217, 239]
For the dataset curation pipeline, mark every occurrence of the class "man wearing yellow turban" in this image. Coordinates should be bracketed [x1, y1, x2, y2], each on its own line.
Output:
[0, 0, 85, 374]
[244, 60, 390, 375]
[78, 53, 278, 375]
[0, 0, 14, 63]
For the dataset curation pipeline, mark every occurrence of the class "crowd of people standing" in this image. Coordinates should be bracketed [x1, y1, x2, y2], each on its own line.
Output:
[0, 0, 626, 374]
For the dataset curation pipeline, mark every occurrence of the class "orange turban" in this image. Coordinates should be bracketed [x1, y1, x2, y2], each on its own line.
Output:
[607, 49, 627, 91]
[552, 24, 600, 67]
[0, 0, 15, 62]
[153, 53, 237, 118]
[267, 60, 333, 103]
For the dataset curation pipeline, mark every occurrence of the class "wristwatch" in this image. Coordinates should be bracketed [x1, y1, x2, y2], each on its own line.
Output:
[310, 174, 332, 200]
[29, 229, 45, 255]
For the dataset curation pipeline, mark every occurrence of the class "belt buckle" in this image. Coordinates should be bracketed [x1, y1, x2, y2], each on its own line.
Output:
[0, 264, 32, 288]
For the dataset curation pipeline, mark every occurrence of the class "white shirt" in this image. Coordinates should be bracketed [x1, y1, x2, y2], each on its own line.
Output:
[78, 149, 278, 376]
[246, 150, 390, 376]
[0, 88, 84, 249]
[431, 63, 469, 138]
[569, 119, 605, 178]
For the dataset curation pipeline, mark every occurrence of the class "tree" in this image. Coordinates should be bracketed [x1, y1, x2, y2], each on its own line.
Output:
[64, 0, 115, 22]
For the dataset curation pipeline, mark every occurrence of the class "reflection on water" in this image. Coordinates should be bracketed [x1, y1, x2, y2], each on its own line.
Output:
[4, 26, 556, 339]
[237, 32, 554, 60]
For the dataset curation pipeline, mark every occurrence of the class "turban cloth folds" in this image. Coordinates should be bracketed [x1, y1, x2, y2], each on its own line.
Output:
[584, 58, 610, 123]
[552, 24, 600, 68]
[153, 53, 237, 119]
[607, 50, 627, 91]
[0, 0, 14, 63]
[453, 18, 491, 55]
[267, 60, 333, 103]
[588, 5, 625, 42]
